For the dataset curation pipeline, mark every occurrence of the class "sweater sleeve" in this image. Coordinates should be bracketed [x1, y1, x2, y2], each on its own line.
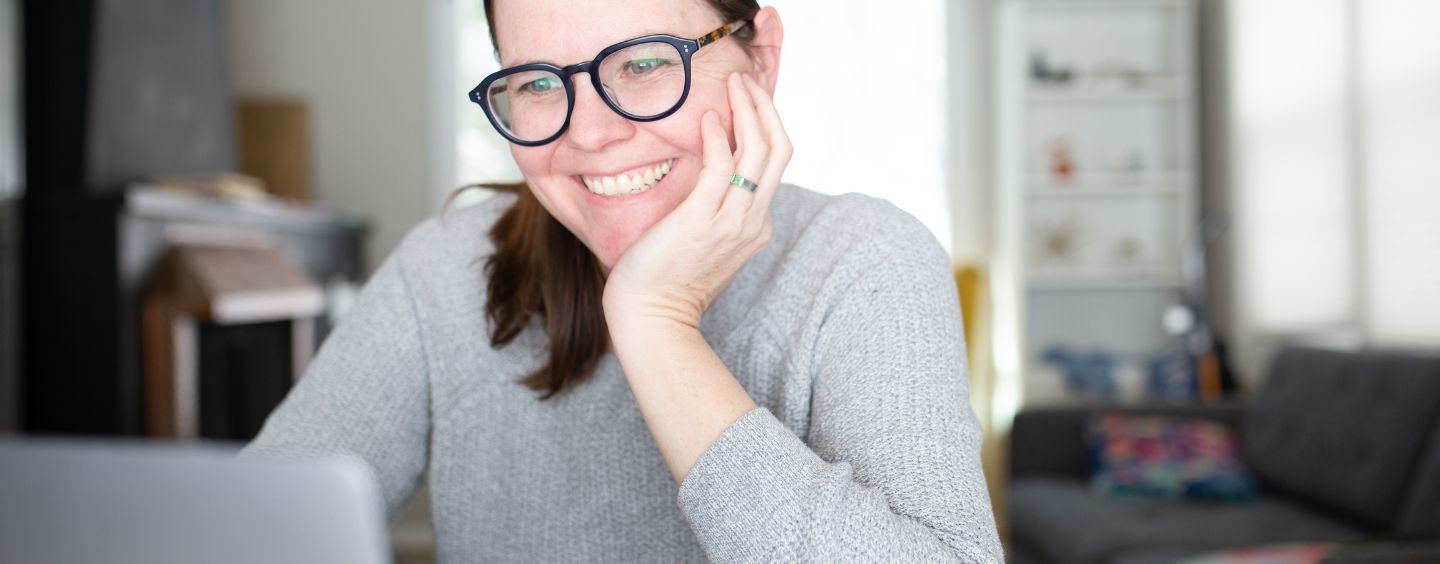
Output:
[243, 243, 432, 521]
[675, 212, 1004, 562]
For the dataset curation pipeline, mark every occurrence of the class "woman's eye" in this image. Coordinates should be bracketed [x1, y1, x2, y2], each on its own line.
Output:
[624, 58, 673, 76]
[519, 76, 561, 95]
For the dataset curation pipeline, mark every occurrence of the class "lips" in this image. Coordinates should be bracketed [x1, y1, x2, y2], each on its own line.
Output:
[581, 159, 674, 197]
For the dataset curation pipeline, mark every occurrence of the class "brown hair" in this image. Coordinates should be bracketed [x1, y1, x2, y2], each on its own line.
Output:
[480, 0, 761, 399]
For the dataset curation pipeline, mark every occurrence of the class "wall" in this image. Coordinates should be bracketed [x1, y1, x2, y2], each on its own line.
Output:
[948, 0, 994, 265]
[226, 0, 434, 270]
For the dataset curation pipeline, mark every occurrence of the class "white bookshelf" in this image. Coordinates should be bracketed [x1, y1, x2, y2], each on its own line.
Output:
[994, 0, 1200, 406]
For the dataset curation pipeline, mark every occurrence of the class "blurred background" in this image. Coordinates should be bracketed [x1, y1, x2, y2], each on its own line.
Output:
[2, 0, 1438, 562]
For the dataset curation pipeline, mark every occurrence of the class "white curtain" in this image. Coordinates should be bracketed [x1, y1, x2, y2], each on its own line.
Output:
[1357, 0, 1440, 345]
[1225, 0, 1440, 378]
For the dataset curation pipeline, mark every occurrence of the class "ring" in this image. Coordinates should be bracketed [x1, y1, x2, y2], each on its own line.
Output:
[729, 173, 759, 193]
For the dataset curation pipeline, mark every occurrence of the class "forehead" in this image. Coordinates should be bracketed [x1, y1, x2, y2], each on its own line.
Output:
[491, 0, 720, 66]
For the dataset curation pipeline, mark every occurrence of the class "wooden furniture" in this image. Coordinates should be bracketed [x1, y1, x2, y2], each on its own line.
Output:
[141, 242, 323, 439]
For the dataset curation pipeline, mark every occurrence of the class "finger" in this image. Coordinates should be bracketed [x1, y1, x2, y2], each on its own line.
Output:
[742, 73, 792, 211]
[721, 73, 768, 213]
[682, 109, 735, 215]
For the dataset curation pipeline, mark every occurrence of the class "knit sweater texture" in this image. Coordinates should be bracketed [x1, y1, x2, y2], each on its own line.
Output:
[245, 184, 1004, 563]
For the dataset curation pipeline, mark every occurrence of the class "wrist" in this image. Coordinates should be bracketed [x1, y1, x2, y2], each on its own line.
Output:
[602, 291, 703, 335]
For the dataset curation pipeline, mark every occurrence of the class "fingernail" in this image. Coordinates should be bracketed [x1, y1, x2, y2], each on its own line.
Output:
[705, 111, 720, 124]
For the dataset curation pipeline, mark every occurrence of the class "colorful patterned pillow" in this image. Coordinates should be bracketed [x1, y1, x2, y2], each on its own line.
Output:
[1088, 414, 1259, 501]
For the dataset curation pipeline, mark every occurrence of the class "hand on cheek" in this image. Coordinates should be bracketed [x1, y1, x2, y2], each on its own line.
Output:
[601, 72, 793, 333]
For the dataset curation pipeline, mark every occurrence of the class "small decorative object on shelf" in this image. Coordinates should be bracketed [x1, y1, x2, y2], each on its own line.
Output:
[1036, 215, 1084, 265]
[1147, 348, 1197, 403]
[1050, 137, 1076, 185]
[1030, 49, 1075, 85]
[1089, 60, 1148, 90]
[1110, 149, 1146, 181]
[1116, 237, 1142, 264]
[1042, 347, 1116, 402]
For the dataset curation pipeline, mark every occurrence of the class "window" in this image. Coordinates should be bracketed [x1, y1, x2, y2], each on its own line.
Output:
[1227, 0, 1440, 362]
[1356, 0, 1440, 344]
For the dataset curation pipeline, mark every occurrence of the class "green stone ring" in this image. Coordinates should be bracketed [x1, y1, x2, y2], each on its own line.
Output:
[729, 173, 759, 192]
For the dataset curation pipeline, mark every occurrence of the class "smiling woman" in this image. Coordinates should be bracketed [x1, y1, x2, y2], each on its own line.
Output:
[245, 0, 1003, 561]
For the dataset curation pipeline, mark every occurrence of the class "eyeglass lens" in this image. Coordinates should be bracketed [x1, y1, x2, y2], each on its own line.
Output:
[485, 40, 687, 143]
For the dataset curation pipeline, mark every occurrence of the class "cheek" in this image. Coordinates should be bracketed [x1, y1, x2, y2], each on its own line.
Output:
[510, 144, 553, 178]
[665, 82, 735, 154]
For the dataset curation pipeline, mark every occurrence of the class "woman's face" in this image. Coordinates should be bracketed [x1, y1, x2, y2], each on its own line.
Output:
[491, 0, 763, 270]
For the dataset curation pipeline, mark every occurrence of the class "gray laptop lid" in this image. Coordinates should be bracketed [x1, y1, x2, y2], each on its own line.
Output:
[0, 440, 392, 564]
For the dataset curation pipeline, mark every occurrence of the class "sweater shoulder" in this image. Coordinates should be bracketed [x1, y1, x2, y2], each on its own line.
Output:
[771, 185, 948, 276]
[390, 190, 517, 273]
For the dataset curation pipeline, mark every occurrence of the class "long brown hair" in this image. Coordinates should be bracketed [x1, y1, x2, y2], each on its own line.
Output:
[480, 0, 761, 399]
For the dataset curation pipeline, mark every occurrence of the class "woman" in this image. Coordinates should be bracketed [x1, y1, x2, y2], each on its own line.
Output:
[247, 0, 1003, 561]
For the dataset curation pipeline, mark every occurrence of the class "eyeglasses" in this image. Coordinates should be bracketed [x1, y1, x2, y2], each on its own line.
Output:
[469, 21, 749, 147]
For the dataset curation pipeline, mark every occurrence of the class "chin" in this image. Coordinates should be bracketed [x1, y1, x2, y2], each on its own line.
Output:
[568, 165, 698, 272]
[585, 217, 656, 271]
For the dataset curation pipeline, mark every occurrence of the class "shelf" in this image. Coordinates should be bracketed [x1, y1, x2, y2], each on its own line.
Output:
[1027, 186, 1184, 197]
[1028, 0, 1185, 11]
[1027, 267, 1182, 289]
[1027, 75, 1189, 102]
[1002, 0, 1200, 409]
[1027, 85, 1187, 103]
[1026, 171, 1191, 189]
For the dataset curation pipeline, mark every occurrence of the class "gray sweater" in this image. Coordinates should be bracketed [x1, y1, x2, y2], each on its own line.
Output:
[246, 184, 1004, 563]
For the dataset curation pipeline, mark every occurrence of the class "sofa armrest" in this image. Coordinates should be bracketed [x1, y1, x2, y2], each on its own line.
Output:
[1010, 402, 1247, 481]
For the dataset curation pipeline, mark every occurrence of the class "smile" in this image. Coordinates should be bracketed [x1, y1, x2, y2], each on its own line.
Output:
[581, 159, 674, 197]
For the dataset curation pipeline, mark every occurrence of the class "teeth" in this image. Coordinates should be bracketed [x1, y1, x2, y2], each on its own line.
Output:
[582, 159, 673, 197]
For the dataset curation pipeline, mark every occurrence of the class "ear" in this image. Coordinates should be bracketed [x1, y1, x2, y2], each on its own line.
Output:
[746, 7, 784, 95]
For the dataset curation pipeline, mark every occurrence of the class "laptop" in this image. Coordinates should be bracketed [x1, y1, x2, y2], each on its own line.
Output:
[0, 439, 392, 564]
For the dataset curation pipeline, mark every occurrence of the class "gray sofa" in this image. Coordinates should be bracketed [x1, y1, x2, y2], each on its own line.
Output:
[1008, 347, 1440, 564]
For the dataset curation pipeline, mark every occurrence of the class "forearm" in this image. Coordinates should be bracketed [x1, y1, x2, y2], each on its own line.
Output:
[607, 315, 757, 484]
[676, 409, 990, 563]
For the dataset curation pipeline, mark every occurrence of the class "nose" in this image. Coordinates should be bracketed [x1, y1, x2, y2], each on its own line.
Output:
[563, 77, 635, 151]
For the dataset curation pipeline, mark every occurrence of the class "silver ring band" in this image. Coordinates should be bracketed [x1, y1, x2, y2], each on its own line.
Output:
[729, 173, 759, 192]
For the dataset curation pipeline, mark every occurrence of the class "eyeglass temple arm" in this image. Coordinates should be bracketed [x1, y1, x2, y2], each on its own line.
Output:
[695, 20, 749, 49]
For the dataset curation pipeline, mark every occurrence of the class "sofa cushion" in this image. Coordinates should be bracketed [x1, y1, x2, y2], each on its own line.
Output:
[1089, 414, 1258, 501]
[1242, 348, 1440, 529]
[1009, 477, 1365, 564]
[1396, 415, 1440, 539]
